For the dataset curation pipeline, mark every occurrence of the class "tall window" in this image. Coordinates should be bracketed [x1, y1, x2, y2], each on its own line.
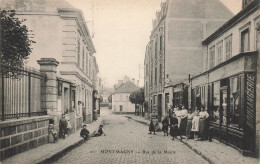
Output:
[154, 67, 157, 86]
[213, 82, 220, 123]
[77, 39, 81, 65]
[159, 64, 162, 84]
[209, 46, 215, 69]
[225, 35, 232, 60]
[153, 95, 157, 104]
[86, 51, 88, 74]
[216, 41, 223, 65]
[82, 48, 85, 70]
[241, 29, 249, 52]
[160, 35, 163, 52]
[71, 90, 76, 108]
[146, 82, 148, 94]
[229, 76, 242, 128]
[200, 86, 206, 106]
[155, 41, 158, 61]
[150, 69, 153, 87]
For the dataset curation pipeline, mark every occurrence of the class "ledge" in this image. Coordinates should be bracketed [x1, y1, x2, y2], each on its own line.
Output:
[191, 51, 257, 80]
[0, 115, 53, 128]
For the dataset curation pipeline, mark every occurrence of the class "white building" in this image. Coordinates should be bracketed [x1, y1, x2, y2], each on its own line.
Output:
[112, 81, 139, 114]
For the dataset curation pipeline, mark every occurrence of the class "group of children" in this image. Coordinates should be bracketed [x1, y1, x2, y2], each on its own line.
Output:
[49, 111, 106, 142]
[80, 124, 106, 140]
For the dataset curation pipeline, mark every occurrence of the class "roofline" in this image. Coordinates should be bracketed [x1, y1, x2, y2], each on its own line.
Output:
[57, 8, 96, 53]
[202, 0, 259, 45]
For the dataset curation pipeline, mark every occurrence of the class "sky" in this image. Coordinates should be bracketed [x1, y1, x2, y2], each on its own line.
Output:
[67, 0, 242, 88]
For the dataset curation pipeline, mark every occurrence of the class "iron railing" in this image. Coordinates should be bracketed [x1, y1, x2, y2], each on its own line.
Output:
[0, 64, 47, 121]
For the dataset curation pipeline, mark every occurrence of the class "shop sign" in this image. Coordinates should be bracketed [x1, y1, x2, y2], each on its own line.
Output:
[246, 74, 255, 129]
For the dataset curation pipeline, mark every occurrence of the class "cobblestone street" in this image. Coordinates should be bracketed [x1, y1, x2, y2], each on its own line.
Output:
[53, 108, 208, 164]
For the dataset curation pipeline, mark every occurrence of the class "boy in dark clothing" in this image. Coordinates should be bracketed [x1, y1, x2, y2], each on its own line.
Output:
[80, 124, 90, 140]
[162, 116, 169, 136]
[92, 124, 106, 137]
[59, 114, 68, 139]
[170, 114, 183, 140]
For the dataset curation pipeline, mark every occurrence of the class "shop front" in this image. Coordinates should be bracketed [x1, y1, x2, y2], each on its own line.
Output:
[191, 51, 257, 154]
[173, 83, 188, 109]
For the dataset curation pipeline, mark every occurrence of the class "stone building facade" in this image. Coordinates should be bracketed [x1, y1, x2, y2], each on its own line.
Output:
[0, 0, 98, 126]
[0, 0, 100, 159]
[144, 0, 234, 120]
[190, 0, 260, 156]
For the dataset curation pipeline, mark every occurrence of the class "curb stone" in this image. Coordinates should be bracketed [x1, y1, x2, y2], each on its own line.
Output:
[35, 119, 103, 164]
[36, 138, 86, 164]
[126, 115, 214, 164]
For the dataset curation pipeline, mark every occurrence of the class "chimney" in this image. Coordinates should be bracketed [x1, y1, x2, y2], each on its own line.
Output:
[137, 80, 139, 87]
[123, 76, 130, 83]
[132, 78, 135, 85]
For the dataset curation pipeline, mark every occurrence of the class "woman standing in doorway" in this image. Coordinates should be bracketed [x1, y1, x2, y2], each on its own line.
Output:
[199, 106, 209, 141]
[65, 109, 72, 134]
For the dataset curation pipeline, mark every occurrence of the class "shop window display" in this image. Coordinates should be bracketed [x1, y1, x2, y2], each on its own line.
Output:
[229, 76, 241, 128]
[213, 82, 220, 123]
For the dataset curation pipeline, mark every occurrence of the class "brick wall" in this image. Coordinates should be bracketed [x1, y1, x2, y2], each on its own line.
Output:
[0, 116, 53, 160]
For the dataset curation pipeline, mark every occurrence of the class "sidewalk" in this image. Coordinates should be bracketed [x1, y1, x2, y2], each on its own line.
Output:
[126, 115, 259, 164]
[1, 118, 103, 164]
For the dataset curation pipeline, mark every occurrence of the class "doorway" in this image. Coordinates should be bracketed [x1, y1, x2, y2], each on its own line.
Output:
[158, 94, 162, 122]
[120, 105, 123, 112]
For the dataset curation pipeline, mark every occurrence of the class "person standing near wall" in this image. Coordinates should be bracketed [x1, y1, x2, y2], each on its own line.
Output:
[175, 106, 181, 129]
[59, 114, 68, 139]
[199, 106, 209, 141]
[65, 109, 72, 134]
[149, 109, 158, 134]
[168, 105, 173, 118]
[180, 105, 188, 137]
[186, 109, 194, 139]
[192, 109, 200, 141]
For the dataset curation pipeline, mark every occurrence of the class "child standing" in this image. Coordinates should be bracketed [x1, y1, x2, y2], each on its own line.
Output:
[59, 114, 67, 139]
[80, 124, 90, 140]
[162, 116, 169, 136]
[192, 109, 200, 141]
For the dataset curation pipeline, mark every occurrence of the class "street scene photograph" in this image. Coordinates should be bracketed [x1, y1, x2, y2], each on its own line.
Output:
[0, 0, 259, 163]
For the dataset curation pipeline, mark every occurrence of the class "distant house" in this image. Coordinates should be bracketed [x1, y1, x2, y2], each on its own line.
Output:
[101, 87, 114, 103]
[112, 81, 139, 114]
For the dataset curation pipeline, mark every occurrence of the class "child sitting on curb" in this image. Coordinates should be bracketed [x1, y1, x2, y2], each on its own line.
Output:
[80, 124, 90, 140]
[91, 124, 106, 137]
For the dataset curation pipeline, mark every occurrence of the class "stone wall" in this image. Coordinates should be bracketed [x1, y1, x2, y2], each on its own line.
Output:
[85, 114, 92, 124]
[0, 116, 53, 160]
[76, 117, 83, 131]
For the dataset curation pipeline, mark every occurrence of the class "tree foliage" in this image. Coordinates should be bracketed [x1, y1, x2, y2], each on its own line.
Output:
[0, 10, 35, 76]
[129, 88, 144, 105]
[108, 94, 112, 103]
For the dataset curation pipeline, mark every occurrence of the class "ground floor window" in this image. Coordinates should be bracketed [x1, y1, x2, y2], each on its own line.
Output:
[229, 75, 242, 128]
[173, 92, 182, 107]
[71, 89, 76, 108]
[212, 82, 220, 123]
[210, 75, 244, 129]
